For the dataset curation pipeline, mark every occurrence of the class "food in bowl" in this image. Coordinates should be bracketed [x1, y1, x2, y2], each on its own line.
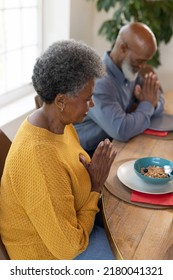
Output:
[134, 157, 173, 184]
[140, 166, 169, 178]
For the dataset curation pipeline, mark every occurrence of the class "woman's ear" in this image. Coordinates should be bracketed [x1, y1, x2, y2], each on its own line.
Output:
[54, 94, 65, 112]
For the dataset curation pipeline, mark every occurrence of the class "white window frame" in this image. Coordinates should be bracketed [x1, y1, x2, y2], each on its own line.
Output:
[0, 0, 72, 130]
[0, 0, 42, 108]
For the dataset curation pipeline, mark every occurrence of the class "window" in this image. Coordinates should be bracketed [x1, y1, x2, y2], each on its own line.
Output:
[0, 0, 42, 106]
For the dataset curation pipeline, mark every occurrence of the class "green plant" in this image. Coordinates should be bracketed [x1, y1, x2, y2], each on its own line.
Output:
[89, 0, 173, 67]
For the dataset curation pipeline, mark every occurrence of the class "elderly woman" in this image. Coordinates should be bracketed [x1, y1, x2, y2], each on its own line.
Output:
[0, 40, 116, 260]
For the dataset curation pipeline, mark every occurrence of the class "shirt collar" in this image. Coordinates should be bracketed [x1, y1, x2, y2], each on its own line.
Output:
[103, 51, 129, 85]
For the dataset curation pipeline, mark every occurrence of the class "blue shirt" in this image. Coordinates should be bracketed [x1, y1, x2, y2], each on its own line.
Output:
[75, 52, 164, 151]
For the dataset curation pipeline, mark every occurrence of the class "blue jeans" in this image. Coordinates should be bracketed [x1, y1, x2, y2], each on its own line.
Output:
[74, 225, 115, 260]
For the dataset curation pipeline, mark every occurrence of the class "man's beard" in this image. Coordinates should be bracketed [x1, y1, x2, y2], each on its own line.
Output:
[121, 59, 138, 82]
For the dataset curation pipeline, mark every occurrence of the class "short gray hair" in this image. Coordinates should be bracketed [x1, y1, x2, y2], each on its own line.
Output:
[32, 39, 105, 103]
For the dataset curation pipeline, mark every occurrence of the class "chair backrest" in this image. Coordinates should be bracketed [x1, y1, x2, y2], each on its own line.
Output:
[0, 129, 12, 179]
[0, 129, 11, 260]
[34, 95, 43, 109]
[0, 238, 10, 260]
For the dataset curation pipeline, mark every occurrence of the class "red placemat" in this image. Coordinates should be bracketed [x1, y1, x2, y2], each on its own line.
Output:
[131, 190, 173, 206]
[144, 129, 168, 137]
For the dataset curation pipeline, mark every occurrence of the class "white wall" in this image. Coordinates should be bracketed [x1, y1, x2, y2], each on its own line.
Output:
[42, 0, 70, 50]
[69, 0, 111, 53]
[70, 0, 94, 45]
[157, 39, 173, 92]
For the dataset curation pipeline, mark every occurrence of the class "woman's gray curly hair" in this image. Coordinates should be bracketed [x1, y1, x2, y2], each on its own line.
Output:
[32, 39, 105, 103]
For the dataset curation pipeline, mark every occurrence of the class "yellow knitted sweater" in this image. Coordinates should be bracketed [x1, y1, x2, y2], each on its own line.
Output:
[0, 119, 100, 260]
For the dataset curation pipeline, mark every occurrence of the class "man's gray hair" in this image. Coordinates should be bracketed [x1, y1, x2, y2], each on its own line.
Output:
[32, 39, 105, 103]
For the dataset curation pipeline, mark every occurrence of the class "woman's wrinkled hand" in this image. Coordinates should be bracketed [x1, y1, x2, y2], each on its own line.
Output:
[79, 139, 117, 193]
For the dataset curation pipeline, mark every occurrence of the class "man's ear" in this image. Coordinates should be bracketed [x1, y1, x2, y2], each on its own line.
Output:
[120, 41, 128, 54]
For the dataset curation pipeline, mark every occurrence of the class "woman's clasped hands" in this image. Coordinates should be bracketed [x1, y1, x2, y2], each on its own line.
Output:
[79, 139, 117, 194]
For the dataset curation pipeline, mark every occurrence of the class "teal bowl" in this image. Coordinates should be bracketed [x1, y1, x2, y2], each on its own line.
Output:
[134, 157, 173, 184]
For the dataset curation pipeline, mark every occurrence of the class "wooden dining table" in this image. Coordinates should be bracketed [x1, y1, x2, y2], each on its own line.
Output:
[102, 91, 173, 260]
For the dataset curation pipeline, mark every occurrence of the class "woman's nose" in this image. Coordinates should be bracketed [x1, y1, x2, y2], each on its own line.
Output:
[89, 98, 94, 108]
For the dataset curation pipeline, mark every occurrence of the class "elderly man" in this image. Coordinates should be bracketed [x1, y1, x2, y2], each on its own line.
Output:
[75, 22, 164, 155]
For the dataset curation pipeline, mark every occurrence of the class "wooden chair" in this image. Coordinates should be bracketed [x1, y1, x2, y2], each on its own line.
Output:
[34, 95, 43, 109]
[0, 129, 11, 179]
[0, 129, 11, 260]
[0, 237, 10, 260]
